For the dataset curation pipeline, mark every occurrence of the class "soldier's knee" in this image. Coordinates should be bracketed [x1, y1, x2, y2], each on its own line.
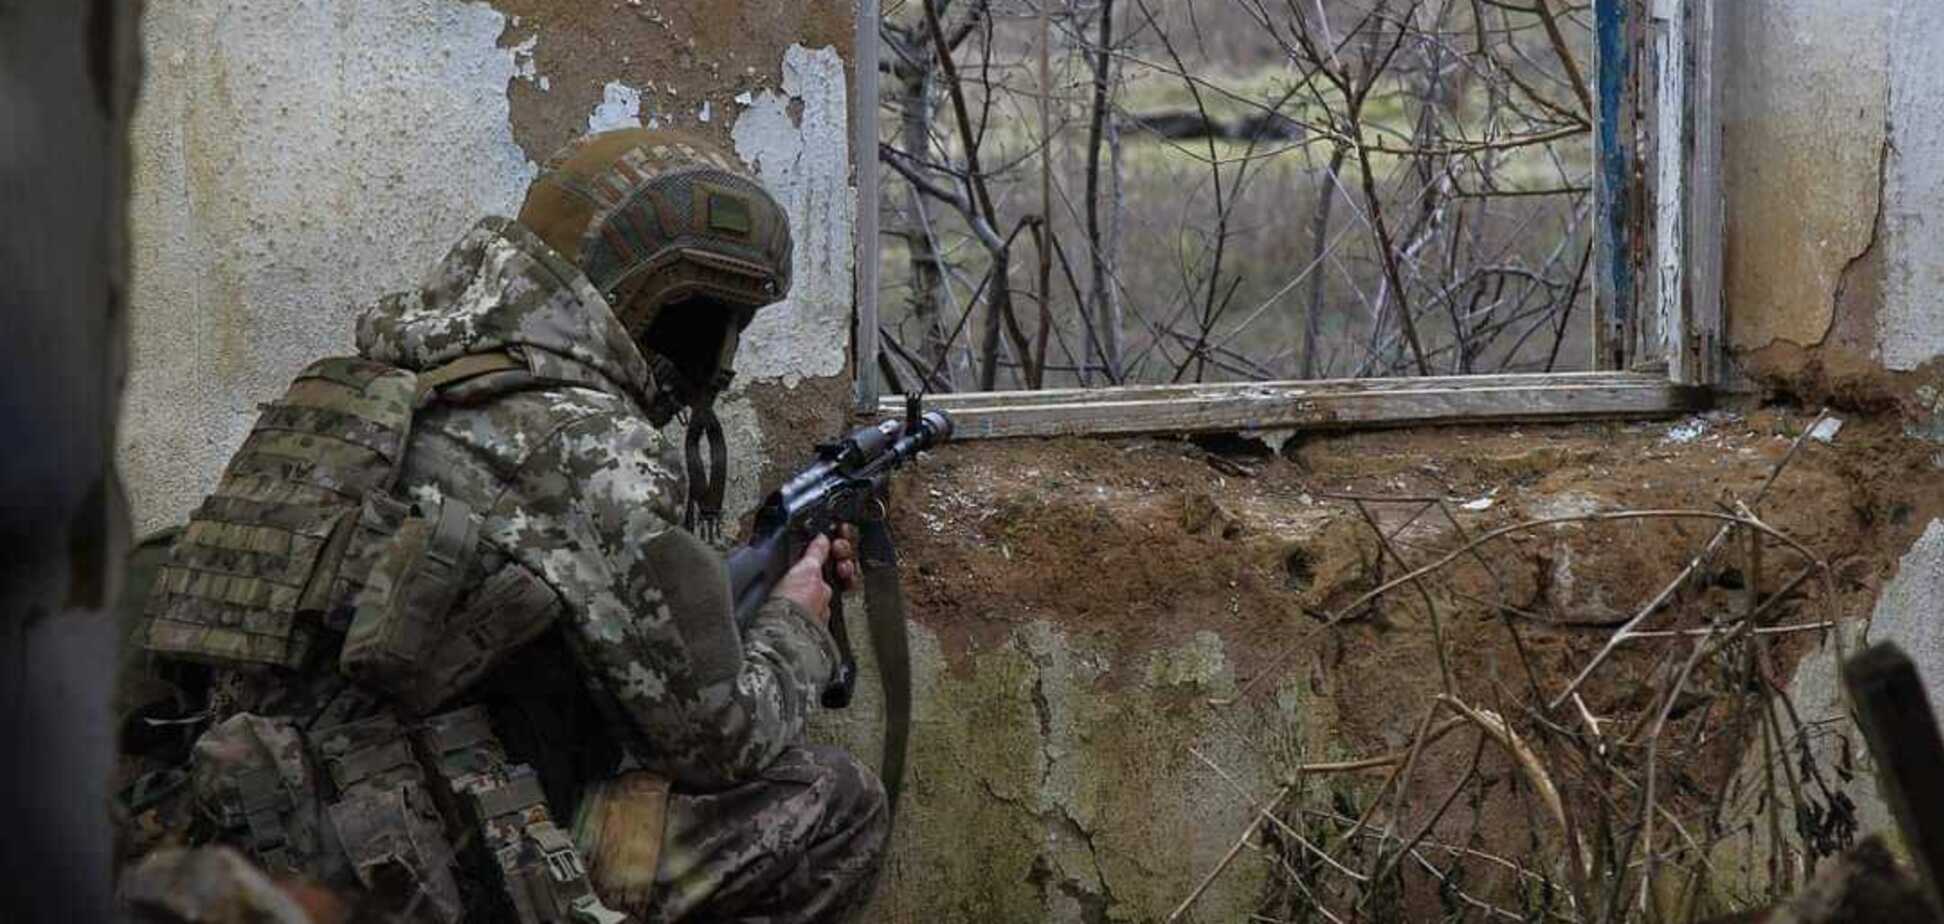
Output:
[796, 746, 887, 853]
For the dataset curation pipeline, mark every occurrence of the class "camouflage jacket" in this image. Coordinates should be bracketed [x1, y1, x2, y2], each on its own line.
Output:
[356, 216, 839, 790]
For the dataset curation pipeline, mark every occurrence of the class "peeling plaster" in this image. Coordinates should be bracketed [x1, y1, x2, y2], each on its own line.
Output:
[122, 13, 857, 542]
[511, 34, 548, 90]
[488, 0, 850, 169]
[587, 81, 644, 132]
[122, 9, 855, 545]
[122, 0, 537, 534]
[729, 44, 852, 385]
[709, 42, 855, 527]
[1722, 0, 1890, 352]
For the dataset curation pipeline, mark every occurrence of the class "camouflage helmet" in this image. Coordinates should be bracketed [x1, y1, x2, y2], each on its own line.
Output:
[517, 128, 793, 347]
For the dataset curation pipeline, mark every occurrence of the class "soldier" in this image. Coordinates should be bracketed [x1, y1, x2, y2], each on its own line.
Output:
[128, 128, 887, 923]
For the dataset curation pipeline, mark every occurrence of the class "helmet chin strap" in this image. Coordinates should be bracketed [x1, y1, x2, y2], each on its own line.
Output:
[646, 353, 733, 543]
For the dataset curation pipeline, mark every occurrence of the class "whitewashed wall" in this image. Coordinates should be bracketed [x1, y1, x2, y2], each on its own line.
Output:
[120, 0, 854, 535]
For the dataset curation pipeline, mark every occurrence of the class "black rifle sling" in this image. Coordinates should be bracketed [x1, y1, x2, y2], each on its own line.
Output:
[683, 407, 729, 542]
[858, 517, 911, 823]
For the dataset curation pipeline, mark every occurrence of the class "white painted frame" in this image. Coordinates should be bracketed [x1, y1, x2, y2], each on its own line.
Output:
[852, 0, 884, 411]
[1642, 0, 1724, 385]
[1675, 0, 1724, 386]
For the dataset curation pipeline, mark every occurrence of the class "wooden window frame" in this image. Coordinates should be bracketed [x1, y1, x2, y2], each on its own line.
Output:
[852, 0, 1722, 438]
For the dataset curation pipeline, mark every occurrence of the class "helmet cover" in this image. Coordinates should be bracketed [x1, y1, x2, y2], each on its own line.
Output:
[518, 128, 793, 350]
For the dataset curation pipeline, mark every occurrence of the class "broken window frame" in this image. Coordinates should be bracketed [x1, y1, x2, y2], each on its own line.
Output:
[851, 0, 1723, 438]
[1600, 0, 1724, 386]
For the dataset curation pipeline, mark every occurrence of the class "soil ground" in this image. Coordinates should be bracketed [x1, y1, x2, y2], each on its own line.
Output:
[112, 407, 1944, 921]
[887, 407, 1944, 916]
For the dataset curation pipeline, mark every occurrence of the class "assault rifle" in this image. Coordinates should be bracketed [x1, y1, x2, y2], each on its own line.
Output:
[725, 402, 953, 709]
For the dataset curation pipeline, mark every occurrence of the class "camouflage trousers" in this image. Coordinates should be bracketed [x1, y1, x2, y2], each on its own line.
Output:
[647, 745, 888, 924]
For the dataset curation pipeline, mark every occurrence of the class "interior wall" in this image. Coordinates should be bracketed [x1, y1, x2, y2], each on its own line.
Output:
[120, 0, 856, 538]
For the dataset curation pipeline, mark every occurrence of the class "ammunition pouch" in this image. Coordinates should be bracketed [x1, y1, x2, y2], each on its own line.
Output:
[313, 713, 464, 923]
[339, 492, 562, 716]
[187, 706, 627, 920]
[188, 714, 329, 880]
[339, 494, 479, 710]
[328, 784, 461, 922]
[419, 706, 628, 924]
[224, 766, 299, 874]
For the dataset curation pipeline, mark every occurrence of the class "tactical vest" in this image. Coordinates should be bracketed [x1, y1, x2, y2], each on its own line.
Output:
[137, 352, 560, 711]
[135, 353, 631, 924]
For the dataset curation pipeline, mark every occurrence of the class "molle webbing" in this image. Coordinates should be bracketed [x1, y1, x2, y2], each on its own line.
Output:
[313, 712, 466, 923]
[338, 494, 482, 710]
[140, 352, 528, 673]
[142, 357, 420, 669]
[419, 706, 624, 924]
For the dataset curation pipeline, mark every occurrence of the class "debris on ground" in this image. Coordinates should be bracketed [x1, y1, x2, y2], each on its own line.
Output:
[1810, 416, 1846, 443]
[881, 408, 1944, 920]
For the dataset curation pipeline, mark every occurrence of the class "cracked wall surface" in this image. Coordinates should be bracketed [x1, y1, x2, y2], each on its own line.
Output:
[1725, 0, 1944, 400]
[814, 620, 1324, 922]
[1721, 0, 1889, 353]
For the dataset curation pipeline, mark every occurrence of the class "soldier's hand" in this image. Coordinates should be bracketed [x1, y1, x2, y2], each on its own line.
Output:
[830, 522, 861, 592]
[777, 534, 834, 626]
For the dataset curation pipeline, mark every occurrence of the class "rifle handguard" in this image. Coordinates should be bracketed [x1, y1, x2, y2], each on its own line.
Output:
[721, 406, 954, 712]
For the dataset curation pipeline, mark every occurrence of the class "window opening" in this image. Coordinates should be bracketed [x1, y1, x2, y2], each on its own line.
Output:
[855, 0, 1719, 435]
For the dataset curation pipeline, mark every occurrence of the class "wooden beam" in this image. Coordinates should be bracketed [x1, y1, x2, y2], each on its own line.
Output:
[903, 372, 1664, 407]
[881, 373, 1707, 440]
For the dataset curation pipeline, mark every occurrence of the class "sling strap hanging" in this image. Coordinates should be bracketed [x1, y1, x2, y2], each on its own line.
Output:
[858, 517, 912, 822]
[683, 407, 729, 544]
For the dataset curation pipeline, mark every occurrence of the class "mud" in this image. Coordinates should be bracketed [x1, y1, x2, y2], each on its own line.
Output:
[882, 409, 1944, 915]
[896, 411, 1940, 685]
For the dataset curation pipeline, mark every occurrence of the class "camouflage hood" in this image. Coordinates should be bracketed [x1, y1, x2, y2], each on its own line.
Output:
[356, 216, 654, 409]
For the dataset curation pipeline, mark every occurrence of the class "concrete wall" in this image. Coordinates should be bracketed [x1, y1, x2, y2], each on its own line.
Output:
[110, 0, 1944, 920]
[1718, 2, 1944, 892]
[814, 621, 1316, 922]
[1722, 521, 1944, 901]
[120, 0, 855, 536]
[1724, 0, 1944, 420]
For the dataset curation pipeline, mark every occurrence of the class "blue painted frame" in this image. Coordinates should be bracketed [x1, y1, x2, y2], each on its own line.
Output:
[1595, 0, 1633, 370]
